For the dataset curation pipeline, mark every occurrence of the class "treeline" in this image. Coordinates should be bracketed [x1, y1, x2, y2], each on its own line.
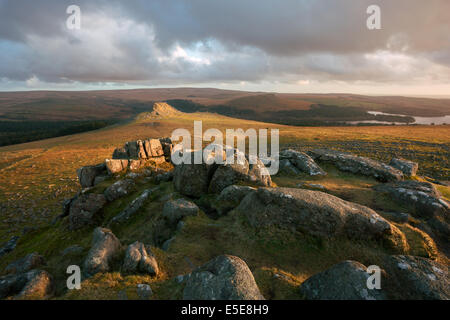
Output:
[0, 120, 118, 146]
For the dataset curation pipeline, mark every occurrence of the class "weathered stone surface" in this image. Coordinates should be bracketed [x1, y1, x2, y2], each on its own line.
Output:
[5, 252, 46, 275]
[105, 159, 128, 175]
[374, 181, 449, 219]
[236, 187, 407, 250]
[0, 269, 54, 300]
[137, 140, 147, 159]
[279, 159, 301, 175]
[68, 193, 107, 230]
[384, 255, 449, 300]
[173, 162, 213, 197]
[209, 153, 249, 194]
[213, 185, 256, 216]
[126, 141, 139, 159]
[280, 149, 326, 176]
[112, 147, 128, 159]
[0, 236, 19, 258]
[148, 139, 164, 157]
[299, 261, 388, 300]
[83, 228, 121, 276]
[183, 255, 264, 300]
[15, 269, 55, 300]
[122, 241, 159, 276]
[77, 163, 106, 188]
[309, 149, 403, 182]
[104, 179, 135, 202]
[247, 158, 273, 187]
[390, 158, 419, 176]
[163, 199, 199, 224]
[159, 137, 173, 161]
[111, 188, 157, 224]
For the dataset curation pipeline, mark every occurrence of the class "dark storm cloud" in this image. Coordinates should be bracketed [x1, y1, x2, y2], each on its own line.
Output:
[0, 0, 448, 87]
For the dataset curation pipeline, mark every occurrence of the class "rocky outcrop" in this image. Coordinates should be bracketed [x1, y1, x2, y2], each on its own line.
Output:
[299, 261, 388, 300]
[280, 149, 326, 176]
[374, 181, 449, 219]
[0, 269, 54, 300]
[174, 148, 271, 197]
[183, 255, 265, 300]
[110, 188, 157, 224]
[122, 241, 159, 276]
[83, 228, 121, 277]
[213, 185, 256, 216]
[77, 163, 107, 188]
[68, 193, 107, 230]
[236, 187, 407, 250]
[105, 159, 129, 175]
[162, 199, 199, 224]
[309, 149, 403, 182]
[383, 255, 449, 300]
[5, 252, 46, 275]
[104, 179, 135, 202]
[389, 158, 419, 176]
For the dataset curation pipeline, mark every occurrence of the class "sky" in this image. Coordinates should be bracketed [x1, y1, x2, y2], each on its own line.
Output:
[0, 0, 449, 95]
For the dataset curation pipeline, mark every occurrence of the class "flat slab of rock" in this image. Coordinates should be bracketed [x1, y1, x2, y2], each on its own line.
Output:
[183, 255, 265, 300]
[299, 261, 387, 300]
[105, 159, 129, 175]
[111, 188, 157, 224]
[309, 149, 403, 182]
[236, 187, 407, 250]
[280, 149, 326, 176]
[83, 228, 121, 277]
[384, 255, 449, 300]
[390, 158, 419, 176]
[374, 181, 449, 219]
[104, 179, 135, 202]
[122, 241, 159, 276]
[163, 199, 199, 224]
[68, 193, 107, 230]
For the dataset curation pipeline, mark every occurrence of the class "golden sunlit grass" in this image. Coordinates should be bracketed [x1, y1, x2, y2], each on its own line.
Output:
[0, 110, 449, 300]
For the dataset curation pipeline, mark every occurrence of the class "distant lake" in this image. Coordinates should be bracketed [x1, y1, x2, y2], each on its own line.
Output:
[352, 111, 450, 125]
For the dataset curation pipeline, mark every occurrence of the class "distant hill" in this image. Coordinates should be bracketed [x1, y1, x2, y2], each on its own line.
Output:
[0, 88, 449, 146]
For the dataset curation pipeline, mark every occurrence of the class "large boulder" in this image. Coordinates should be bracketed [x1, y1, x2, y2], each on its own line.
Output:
[83, 228, 121, 277]
[389, 158, 419, 176]
[0, 269, 54, 300]
[173, 162, 214, 197]
[68, 193, 107, 230]
[383, 255, 449, 300]
[280, 149, 326, 176]
[279, 159, 301, 175]
[299, 261, 388, 300]
[236, 187, 407, 250]
[213, 185, 256, 216]
[374, 181, 449, 219]
[144, 139, 164, 157]
[162, 199, 199, 224]
[183, 255, 264, 300]
[309, 149, 403, 182]
[104, 179, 135, 202]
[5, 252, 46, 275]
[77, 163, 106, 188]
[122, 241, 159, 276]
